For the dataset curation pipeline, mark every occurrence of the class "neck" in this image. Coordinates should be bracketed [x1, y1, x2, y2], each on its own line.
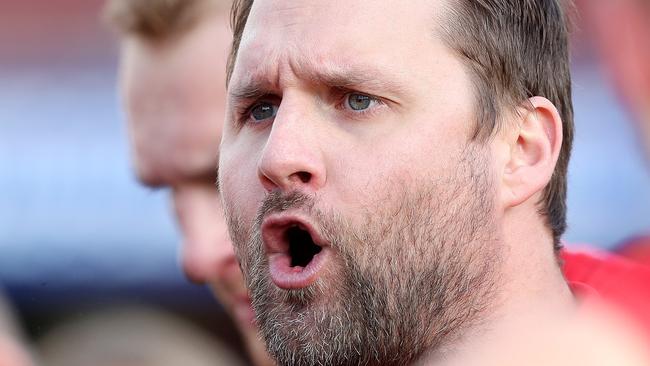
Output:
[416, 203, 575, 365]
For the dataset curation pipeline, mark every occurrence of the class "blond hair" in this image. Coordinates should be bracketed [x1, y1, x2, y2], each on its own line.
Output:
[104, 0, 230, 40]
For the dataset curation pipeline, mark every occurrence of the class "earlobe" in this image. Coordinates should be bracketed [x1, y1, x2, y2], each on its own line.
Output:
[501, 96, 563, 209]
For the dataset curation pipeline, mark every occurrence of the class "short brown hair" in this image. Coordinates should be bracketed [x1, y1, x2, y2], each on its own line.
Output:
[104, 0, 230, 40]
[438, 0, 574, 250]
[226, 0, 574, 250]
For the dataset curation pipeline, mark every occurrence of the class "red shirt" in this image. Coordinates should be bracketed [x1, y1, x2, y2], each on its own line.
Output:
[562, 248, 650, 342]
[616, 235, 650, 267]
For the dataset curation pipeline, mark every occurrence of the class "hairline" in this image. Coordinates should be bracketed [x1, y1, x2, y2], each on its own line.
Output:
[105, 0, 231, 42]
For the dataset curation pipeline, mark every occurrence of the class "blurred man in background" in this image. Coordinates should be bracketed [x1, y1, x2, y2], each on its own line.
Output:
[104, 0, 272, 365]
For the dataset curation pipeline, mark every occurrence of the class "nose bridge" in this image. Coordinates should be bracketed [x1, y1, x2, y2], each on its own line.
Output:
[257, 93, 326, 192]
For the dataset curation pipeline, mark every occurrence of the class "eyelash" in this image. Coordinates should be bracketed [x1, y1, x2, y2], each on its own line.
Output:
[236, 90, 386, 126]
[235, 99, 275, 127]
[334, 90, 385, 119]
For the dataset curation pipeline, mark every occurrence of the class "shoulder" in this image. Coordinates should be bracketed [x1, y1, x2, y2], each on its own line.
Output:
[561, 246, 650, 345]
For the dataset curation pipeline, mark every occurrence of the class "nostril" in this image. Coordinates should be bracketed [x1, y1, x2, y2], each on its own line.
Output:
[295, 171, 312, 184]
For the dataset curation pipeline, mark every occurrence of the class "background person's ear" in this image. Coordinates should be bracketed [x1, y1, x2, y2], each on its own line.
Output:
[501, 96, 563, 209]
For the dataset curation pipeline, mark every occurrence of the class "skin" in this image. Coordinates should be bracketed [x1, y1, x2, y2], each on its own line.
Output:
[117, 11, 272, 366]
[0, 336, 34, 366]
[219, 0, 587, 364]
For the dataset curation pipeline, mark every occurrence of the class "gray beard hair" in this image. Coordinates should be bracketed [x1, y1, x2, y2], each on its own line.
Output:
[226, 145, 502, 366]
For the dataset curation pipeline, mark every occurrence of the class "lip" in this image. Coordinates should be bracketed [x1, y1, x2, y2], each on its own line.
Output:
[261, 213, 330, 290]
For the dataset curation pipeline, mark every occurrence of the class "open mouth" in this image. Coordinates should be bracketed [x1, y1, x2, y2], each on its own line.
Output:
[262, 216, 329, 289]
[285, 225, 322, 267]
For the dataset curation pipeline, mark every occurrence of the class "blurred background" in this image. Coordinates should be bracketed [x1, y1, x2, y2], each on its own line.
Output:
[1, 0, 649, 358]
[0, 0, 245, 357]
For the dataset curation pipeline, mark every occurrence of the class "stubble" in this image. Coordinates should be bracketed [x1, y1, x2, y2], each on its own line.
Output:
[226, 144, 502, 366]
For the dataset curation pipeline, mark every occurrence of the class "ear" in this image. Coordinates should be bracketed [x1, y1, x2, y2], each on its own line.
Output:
[500, 96, 563, 209]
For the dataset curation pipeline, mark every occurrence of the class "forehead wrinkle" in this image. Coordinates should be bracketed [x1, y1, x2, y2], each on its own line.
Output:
[230, 44, 409, 102]
[262, 2, 318, 29]
[284, 51, 408, 96]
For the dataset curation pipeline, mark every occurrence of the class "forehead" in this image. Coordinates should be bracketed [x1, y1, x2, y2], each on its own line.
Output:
[232, 0, 449, 87]
[120, 17, 231, 187]
[123, 15, 231, 90]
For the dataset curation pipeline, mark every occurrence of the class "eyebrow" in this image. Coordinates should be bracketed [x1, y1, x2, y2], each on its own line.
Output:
[229, 81, 269, 102]
[228, 62, 407, 103]
[313, 68, 406, 94]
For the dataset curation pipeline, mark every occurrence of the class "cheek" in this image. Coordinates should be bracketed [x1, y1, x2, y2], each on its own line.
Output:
[328, 130, 456, 211]
[176, 130, 220, 171]
[219, 140, 266, 227]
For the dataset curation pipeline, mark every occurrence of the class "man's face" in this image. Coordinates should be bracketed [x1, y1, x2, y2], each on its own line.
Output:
[220, 0, 503, 364]
[119, 15, 255, 329]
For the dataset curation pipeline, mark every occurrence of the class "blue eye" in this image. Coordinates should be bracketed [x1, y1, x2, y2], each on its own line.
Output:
[250, 102, 278, 122]
[347, 93, 374, 111]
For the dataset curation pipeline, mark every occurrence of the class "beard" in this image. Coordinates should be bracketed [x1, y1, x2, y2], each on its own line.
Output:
[225, 145, 502, 366]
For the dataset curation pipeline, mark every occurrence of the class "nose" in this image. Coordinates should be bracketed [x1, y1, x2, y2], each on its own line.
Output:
[257, 100, 327, 193]
[172, 185, 238, 284]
